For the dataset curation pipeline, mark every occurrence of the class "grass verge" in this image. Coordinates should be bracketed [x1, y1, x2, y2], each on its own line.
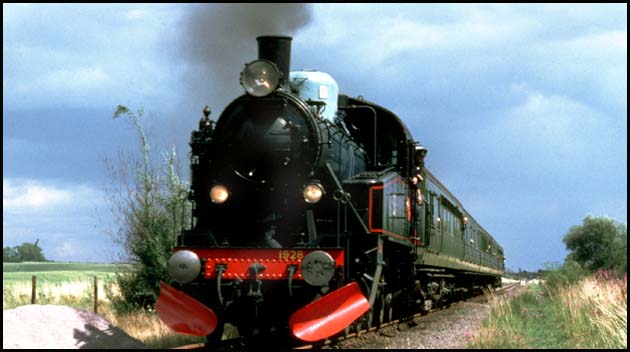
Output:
[468, 274, 627, 349]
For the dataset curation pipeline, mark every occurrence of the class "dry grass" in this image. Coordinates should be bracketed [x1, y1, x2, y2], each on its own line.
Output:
[3, 279, 204, 348]
[99, 306, 206, 348]
[3, 279, 113, 310]
[555, 273, 627, 348]
[467, 287, 530, 349]
[469, 273, 627, 349]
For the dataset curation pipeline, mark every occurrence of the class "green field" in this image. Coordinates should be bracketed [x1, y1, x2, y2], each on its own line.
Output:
[3, 262, 131, 284]
[3, 261, 131, 273]
[3, 261, 132, 311]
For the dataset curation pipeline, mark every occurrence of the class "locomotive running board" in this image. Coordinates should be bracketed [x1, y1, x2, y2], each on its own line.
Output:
[289, 282, 370, 342]
[156, 281, 218, 336]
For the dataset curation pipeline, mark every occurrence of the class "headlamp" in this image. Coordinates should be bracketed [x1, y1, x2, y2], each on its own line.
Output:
[167, 250, 201, 284]
[210, 185, 229, 204]
[240, 60, 281, 97]
[303, 183, 324, 204]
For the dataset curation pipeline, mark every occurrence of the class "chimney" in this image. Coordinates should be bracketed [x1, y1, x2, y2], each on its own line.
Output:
[257, 35, 292, 91]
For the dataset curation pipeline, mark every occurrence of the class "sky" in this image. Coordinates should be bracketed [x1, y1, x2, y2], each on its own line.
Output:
[3, 3, 627, 271]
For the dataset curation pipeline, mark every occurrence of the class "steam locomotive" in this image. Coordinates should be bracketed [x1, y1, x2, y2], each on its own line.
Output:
[156, 36, 504, 343]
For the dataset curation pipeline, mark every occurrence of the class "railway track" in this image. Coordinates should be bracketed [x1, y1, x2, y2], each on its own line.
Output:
[172, 284, 518, 350]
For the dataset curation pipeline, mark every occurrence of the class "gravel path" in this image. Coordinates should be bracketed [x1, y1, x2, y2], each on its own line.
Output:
[325, 299, 494, 349]
[3, 305, 147, 349]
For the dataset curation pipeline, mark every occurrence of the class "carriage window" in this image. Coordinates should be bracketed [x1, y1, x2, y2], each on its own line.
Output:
[438, 198, 461, 237]
[481, 234, 488, 251]
[432, 194, 439, 227]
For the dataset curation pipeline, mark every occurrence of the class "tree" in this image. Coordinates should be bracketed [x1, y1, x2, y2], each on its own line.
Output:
[3, 246, 20, 262]
[3, 241, 48, 262]
[563, 216, 627, 273]
[103, 105, 189, 312]
[16, 242, 47, 261]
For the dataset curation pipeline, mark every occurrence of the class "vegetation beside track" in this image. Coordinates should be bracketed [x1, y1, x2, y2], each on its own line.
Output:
[468, 272, 627, 349]
[2, 261, 205, 348]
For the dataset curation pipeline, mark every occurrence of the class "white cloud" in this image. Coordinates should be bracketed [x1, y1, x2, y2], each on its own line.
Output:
[575, 31, 627, 52]
[12, 66, 114, 98]
[492, 91, 616, 164]
[39, 66, 113, 92]
[53, 241, 81, 259]
[3, 179, 72, 210]
[569, 31, 627, 109]
[3, 4, 183, 110]
[125, 9, 146, 20]
[532, 30, 627, 78]
[507, 93, 606, 138]
[3, 178, 105, 212]
[2, 3, 32, 24]
[302, 3, 535, 70]
[3, 178, 116, 262]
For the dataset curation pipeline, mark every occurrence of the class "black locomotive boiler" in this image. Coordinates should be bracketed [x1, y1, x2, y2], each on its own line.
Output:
[156, 36, 505, 343]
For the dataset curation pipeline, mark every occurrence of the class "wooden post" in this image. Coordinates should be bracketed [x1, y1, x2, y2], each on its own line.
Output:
[31, 275, 36, 304]
[93, 276, 98, 314]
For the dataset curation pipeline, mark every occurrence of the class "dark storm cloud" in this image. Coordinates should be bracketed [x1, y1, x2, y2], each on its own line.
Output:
[4, 4, 626, 268]
[286, 4, 626, 271]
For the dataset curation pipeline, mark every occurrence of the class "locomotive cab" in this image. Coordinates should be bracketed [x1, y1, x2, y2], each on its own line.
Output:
[337, 95, 415, 175]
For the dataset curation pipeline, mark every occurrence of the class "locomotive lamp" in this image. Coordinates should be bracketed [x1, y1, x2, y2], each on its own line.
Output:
[303, 183, 324, 203]
[210, 185, 229, 204]
[240, 60, 281, 97]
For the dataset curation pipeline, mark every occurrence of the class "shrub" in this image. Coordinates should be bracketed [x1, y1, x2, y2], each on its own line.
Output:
[542, 260, 587, 294]
[104, 106, 189, 313]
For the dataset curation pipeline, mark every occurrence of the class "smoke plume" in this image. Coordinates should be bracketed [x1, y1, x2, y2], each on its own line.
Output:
[177, 4, 313, 112]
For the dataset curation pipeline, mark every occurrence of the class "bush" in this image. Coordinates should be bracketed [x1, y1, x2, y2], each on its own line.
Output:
[104, 106, 189, 313]
[542, 260, 587, 294]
